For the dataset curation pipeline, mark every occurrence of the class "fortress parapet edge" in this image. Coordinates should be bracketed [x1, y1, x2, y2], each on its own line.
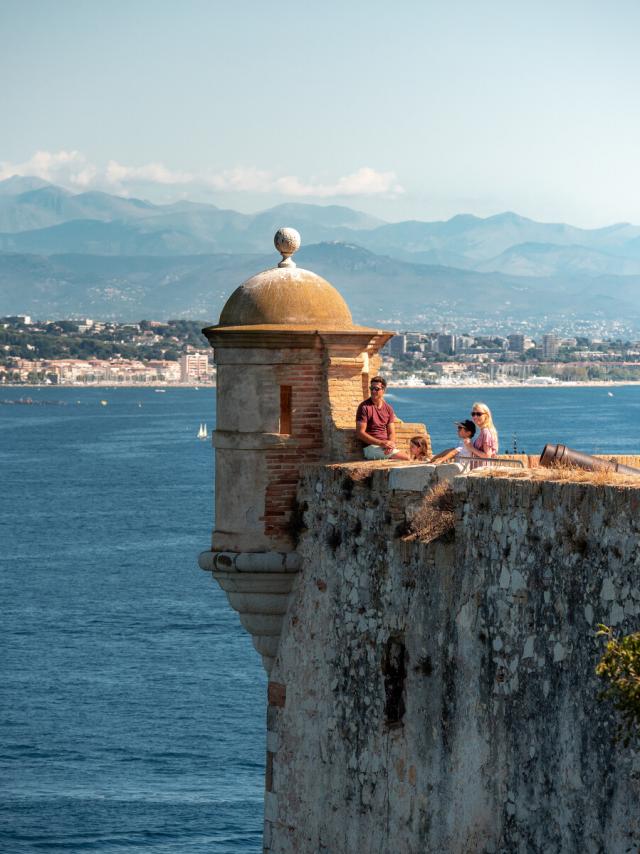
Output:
[198, 228, 426, 672]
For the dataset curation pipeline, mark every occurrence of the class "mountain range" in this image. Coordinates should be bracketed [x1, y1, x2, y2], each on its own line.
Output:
[1, 175, 640, 330]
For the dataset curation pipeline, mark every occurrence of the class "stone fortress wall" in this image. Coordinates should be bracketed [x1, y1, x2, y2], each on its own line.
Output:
[198, 229, 640, 853]
[264, 464, 640, 854]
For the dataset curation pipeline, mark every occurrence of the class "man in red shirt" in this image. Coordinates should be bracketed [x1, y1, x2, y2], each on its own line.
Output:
[355, 376, 409, 460]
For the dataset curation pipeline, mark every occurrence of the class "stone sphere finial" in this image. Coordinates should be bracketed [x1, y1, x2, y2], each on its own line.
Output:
[274, 227, 301, 268]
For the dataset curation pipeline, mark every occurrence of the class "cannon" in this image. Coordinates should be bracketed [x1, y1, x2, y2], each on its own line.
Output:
[540, 443, 640, 475]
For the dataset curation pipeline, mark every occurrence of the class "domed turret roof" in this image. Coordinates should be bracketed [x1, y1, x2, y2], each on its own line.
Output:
[217, 228, 354, 329]
[218, 265, 354, 328]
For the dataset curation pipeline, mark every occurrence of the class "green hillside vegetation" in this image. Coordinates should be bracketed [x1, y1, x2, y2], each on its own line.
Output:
[0, 319, 208, 364]
[2, 244, 640, 330]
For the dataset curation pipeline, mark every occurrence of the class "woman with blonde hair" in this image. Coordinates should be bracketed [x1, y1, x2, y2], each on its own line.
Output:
[467, 402, 499, 459]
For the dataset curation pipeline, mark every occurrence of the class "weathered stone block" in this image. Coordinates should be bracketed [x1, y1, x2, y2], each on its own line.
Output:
[388, 464, 437, 492]
[267, 681, 286, 708]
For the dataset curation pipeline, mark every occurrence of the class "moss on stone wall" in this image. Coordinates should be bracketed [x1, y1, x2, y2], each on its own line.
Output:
[596, 625, 640, 746]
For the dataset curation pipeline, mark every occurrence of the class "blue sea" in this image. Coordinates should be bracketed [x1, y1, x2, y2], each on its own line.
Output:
[2, 385, 639, 853]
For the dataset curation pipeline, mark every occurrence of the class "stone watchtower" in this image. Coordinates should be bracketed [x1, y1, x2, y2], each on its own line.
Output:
[199, 228, 428, 672]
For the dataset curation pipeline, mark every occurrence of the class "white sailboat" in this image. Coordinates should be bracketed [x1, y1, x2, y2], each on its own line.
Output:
[197, 422, 209, 439]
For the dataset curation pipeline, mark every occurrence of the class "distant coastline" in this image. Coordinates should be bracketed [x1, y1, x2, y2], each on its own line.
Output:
[389, 380, 640, 390]
[2, 379, 638, 391]
[1, 382, 216, 389]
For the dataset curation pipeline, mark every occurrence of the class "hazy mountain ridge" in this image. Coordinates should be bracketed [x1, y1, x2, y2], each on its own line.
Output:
[0, 178, 382, 248]
[2, 176, 640, 329]
[474, 242, 640, 277]
[2, 177, 640, 277]
[2, 242, 640, 329]
[348, 213, 640, 271]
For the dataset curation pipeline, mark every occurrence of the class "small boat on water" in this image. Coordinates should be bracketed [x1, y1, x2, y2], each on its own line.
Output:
[155, 389, 166, 393]
[100, 400, 108, 406]
[197, 422, 209, 440]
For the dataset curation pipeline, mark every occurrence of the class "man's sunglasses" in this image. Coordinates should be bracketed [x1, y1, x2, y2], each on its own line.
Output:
[370, 385, 384, 391]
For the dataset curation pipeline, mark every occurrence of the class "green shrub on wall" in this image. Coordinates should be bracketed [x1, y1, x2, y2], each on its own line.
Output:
[596, 625, 640, 746]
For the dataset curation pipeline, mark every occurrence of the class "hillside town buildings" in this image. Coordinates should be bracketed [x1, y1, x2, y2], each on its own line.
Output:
[2, 357, 186, 385]
[2, 313, 640, 386]
[2, 353, 215, 386]
[179, 351, 211, 383]
[0, 316, 215, 385]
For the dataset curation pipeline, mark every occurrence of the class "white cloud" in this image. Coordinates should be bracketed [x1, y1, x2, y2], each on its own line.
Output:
[0, 149, 95, 187]
[0, 150, 403, 200]
[105, 160, 193, 186]
[202, 166, 404, 197]
[277, 167, 405, 198]
[202, 166, 274, 193]
[70, 165, 98, 188]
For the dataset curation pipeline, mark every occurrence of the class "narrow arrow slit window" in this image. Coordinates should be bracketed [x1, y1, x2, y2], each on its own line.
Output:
[279, 385, 292, 435]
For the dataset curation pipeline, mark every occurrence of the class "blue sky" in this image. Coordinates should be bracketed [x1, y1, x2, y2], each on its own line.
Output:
[1, 0, 639, 226]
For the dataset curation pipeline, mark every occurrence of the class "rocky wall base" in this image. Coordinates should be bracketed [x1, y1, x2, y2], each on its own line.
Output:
[264, 463, 640, 854]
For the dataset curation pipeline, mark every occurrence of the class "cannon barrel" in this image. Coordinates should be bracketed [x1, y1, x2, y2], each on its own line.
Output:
[540, 444, 640, 475]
